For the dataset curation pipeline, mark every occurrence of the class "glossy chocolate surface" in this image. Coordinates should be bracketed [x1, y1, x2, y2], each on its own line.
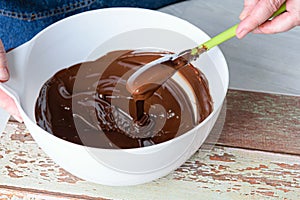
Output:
[35, 50, 213, 149]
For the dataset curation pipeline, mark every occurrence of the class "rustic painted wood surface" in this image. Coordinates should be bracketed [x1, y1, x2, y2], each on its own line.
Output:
[220, 90, 300, 154]
[0, 122, 300, 199]
[0, 90, 299, 199]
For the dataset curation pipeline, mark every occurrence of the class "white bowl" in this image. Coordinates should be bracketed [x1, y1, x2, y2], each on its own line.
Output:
[1, 8, 228, 186]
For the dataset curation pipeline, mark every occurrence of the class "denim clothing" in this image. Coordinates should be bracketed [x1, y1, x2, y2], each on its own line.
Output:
[0, 0, 182, 50]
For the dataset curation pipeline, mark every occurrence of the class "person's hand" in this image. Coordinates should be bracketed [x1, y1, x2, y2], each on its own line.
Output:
[0, 39, 22, 122]
[236, 0, 300, 38]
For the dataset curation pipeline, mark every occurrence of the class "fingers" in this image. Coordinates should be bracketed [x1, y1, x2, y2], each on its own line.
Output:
[0, 40, 9, 82]
[237, 0, 286, 38]
[0, 88, 22, 122]
[0, 40, 22, 122]
[253, 11, 300, 34]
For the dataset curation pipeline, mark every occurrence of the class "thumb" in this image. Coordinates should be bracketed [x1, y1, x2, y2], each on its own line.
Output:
[0, 88, 22, 122]
[0, 40, 9, 82]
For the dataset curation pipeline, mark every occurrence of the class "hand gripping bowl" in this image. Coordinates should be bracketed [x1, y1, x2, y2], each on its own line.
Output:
[0, 8, 229, 186]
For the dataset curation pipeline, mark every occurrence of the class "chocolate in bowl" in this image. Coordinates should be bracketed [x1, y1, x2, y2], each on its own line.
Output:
[35, 49, 213, 149]
[3, 8, 228, 185]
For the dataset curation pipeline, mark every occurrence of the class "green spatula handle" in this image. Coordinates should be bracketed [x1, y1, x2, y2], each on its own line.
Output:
[200, 3, 286, 51]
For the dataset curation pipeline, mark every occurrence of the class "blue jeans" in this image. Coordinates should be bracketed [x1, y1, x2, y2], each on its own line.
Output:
[0, 0, 182, 50]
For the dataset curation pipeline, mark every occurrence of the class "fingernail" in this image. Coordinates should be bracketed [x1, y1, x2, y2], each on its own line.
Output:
[236, 28, 248, 39]
[12, 114, 23, 123]
[239, 8, 251, 20]
[0, 67, 9, 81]
[239, 12, 247, 20]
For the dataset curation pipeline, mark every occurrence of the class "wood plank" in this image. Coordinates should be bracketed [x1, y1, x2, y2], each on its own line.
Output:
[216, 89, 300, 154]
[0, 186, 108, 200]
[0, 121, 300, 199]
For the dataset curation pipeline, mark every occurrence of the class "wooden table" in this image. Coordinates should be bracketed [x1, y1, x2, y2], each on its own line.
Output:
[0, 89, 299, 199]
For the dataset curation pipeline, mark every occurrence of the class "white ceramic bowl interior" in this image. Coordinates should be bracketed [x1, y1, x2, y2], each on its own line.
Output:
[2, 8, 229, 186]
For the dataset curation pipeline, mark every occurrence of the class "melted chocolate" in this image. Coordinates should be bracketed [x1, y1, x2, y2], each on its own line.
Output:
[35, 50, 213, 149]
